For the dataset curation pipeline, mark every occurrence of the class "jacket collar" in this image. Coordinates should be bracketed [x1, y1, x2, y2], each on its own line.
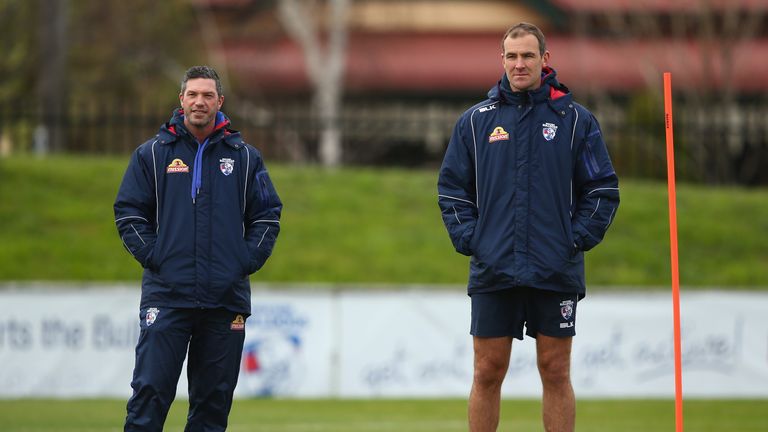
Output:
[158, 109, 243, 149]
[488, 66, 571, 109]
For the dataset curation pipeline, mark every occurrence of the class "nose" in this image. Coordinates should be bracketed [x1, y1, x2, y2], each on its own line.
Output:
[191, 100, 207, 111]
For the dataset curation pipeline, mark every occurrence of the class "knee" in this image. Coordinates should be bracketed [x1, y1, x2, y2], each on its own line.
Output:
[474, 356, 508, 389]
[537, 354, 570, 385]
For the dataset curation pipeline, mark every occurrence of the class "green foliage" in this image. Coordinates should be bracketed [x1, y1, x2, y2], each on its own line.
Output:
[67, 0, 206, 108]
[0, 0, 38, 103]
[0, 0, 206, 108]
[0, 398, 766, 431]
[612, 90, 668, 181]
[0, 156, 767, 288]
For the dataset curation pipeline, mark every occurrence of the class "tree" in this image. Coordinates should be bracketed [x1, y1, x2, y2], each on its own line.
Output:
[0, 0, 209, 154]
[0, 0, 39, 155]
[578, 2, 768, 184]
[37, 0, 69, 154]
[278, 0, 350, 167]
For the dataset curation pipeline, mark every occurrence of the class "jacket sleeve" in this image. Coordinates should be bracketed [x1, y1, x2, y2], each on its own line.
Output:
[437, 115, 478, 256]
[243, 149, 282, 274]
[114, 146, 158, 269]
[571, 111, 620, 252]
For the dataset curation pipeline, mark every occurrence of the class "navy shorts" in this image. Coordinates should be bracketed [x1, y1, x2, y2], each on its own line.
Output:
[470, 287, 579, 339]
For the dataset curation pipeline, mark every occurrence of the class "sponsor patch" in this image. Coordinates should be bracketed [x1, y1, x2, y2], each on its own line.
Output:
[479, 104, 497, 113]
[542, 122, 558, 141]
[488, 126, 510, 143]
[219, 158, 234, 176]
[560, 300, 574, 321]
[231, 314, 245, 331]
[146, 307, 159, 326]
[166, 158, 189, 173]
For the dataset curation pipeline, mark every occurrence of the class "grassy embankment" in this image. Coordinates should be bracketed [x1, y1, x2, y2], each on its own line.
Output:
[1, 156, 766, 288]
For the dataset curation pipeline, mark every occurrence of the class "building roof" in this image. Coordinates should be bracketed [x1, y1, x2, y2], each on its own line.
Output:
[551, 0, 768, 12]
[223, 33, 768, 95]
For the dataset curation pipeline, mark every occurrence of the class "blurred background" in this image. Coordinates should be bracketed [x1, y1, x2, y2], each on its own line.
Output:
[3, 0, 768, 183]
[1, 1, 767, 431]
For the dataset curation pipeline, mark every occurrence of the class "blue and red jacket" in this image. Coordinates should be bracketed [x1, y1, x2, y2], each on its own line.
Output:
[438, 68, 619, 295]
[114, 109, 282, 314]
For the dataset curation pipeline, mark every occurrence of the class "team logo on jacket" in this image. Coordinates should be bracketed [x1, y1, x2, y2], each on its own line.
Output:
[542, 122, 558, 141]
[166, 158, 189, 173]
[560, 300, 574, 320]
[146, 307, 160, 326]
[219, 158, 234, 176]
[231, 314, 245, 331]
[488, 126, 510, 143]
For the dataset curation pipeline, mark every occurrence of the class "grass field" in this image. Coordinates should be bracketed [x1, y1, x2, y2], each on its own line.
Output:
[1, 155, 767, 287]
[0, 398, 766, 431]
[1, 156, 767, 430]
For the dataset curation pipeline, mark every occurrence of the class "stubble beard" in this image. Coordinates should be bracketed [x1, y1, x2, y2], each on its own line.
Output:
[188, 111, 215, 129]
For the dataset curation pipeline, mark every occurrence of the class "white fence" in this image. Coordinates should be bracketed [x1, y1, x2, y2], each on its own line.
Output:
[1, 284, 766, 399]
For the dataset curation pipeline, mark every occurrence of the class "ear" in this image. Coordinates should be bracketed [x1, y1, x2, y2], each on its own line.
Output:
[217, 95, 224, 110]
[179, 93, 184, 107]
[542, 51, 550, 67]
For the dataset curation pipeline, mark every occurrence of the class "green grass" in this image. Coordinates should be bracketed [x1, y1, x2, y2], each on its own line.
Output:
[0, 155, 767, 288]
[0, 398, 766, 431]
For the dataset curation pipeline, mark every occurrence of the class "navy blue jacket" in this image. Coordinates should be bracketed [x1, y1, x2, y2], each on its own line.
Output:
[438, 68, 619, 295]
[114, 109, 282, 314]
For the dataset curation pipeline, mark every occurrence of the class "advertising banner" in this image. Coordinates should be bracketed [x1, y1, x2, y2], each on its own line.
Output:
[235, 291, 335, 397]
[337, 291, 768, 398]
[0, 286, 336, 398]
[0, 285, 766, 399]
[0, 287, 140, 398]
[338, 291, 472, 397]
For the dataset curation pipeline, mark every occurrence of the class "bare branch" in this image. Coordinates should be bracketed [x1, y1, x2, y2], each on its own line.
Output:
[278, 0, 324, 85]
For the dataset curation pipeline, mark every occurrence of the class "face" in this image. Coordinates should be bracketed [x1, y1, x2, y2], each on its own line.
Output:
[179, 78, 223, 130]
[501, 33, 549, 92]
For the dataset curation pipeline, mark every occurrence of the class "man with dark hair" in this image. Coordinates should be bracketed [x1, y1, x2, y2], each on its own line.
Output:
[115, 65, 282, 431]
[181, 65, 224, 100]
[438, 23, 619, 431]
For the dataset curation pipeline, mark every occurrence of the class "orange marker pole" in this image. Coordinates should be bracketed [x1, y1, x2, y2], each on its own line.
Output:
[664, 72, 683, 432]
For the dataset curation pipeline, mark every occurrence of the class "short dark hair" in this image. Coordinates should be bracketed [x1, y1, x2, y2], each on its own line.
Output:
[501, 22, 546, 56]
[180, 66, 223, 97]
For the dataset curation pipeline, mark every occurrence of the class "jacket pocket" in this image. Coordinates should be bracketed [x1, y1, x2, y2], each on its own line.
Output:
[237, 237, 252, 277]
[565, 221, 579, 260]
[149, 228, 170, 272]
[467, 223, 480, 256]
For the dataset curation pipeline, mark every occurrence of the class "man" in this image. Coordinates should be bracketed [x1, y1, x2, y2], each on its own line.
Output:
[437, 23, 619, 432]
[114, 66, 282, 431]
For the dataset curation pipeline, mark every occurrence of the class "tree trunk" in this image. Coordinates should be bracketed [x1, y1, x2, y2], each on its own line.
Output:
[279, 0, 349, 167]
[38, 0, 68, 154]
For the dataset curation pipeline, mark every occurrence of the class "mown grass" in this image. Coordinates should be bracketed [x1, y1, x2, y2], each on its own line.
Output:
[0, 155, 766, 288]
[0, 398, 766, 432]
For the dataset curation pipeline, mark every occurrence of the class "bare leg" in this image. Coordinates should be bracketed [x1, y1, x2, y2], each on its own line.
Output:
[536, 334, 575, 432]
[469, 336, 513, 432]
